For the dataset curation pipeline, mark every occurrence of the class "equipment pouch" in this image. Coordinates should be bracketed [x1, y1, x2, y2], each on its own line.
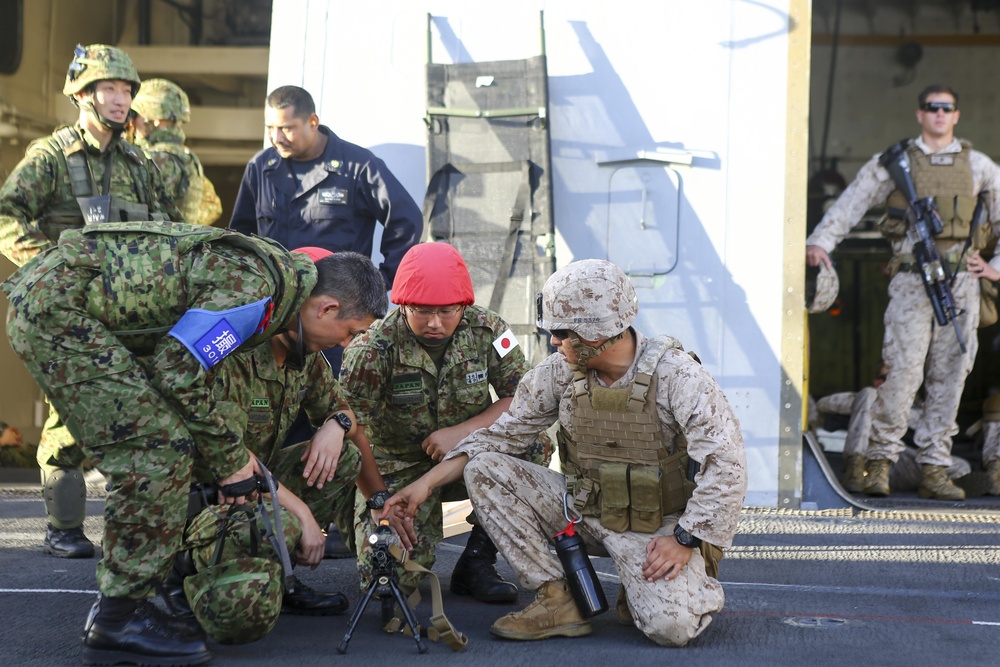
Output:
[37, 211, 85, 241]
[877, 210, 908, 241]
[598, 462, 630, 533]
[660, 448, 696, 516]
[628, 465, 662, 534]
[980, 278, 999, 328]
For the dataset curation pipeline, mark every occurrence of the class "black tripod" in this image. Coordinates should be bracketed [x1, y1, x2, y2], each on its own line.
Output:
[337, 522, 427, 654]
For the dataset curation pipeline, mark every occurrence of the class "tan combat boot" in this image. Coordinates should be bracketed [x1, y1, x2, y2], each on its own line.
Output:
[987, 461, 1000, 496]
[490, 580, 592, 640]
[614, 585, 632, 626]
[862, 459, 891, 497]
[918, 464, 966, 500]
[842, 455, 866, 493]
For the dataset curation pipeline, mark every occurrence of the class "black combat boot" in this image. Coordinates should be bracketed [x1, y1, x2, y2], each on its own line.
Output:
[281, 575, 349, 615]
[82, 594, 211, 666]
[43, 523, 95, 559]
[159, 552, 205, 640]
[451, 525, 518, 603]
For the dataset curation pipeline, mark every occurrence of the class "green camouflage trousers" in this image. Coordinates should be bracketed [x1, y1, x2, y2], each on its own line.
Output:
[6, 261, 226, 599]
[265, 439, 362, 540]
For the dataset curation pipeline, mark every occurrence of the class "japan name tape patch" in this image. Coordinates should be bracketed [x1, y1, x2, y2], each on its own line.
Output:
[492, 329, 519, 358]
[168, 297, 273, 370]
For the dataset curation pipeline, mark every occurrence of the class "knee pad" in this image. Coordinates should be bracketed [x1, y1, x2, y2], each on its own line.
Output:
[43, 468, 87, 529]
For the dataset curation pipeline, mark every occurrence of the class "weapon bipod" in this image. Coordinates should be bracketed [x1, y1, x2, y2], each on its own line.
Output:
[337, 571, 428, 654]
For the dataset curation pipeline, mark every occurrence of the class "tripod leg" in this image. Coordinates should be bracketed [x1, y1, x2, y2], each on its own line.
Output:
[388, 579, 428, 654]
[337, 579, 379, 654]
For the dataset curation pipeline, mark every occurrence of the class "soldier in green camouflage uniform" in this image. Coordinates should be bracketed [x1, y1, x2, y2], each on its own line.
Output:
[0, 44, 181, 560]
[131, 79, 223, 226]
[194, 248, 397, 616]
[3, 221, 385, 666]
[0, 422, 37, 468]
[341, 242, 551, 598]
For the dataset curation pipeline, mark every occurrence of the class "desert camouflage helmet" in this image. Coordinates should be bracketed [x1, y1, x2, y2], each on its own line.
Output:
[806, 263, 839, 314]
[131, 78, 191, 123]
[63, 44, 141, 98]
[538, 259, 638, 340]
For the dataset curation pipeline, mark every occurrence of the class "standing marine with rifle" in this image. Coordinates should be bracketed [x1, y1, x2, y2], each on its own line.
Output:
[806, 83, 1000, 500]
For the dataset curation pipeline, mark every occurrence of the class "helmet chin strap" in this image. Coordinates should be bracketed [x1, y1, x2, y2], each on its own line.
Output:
[568, 331, 625, 372]
[284, 316, 307, 372]
[79, 97, 127, 132]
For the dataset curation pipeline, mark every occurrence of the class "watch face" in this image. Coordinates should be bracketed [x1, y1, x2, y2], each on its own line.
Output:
[333, 413, 352, 431]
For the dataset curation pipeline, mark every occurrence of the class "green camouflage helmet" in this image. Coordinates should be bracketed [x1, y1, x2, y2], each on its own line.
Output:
[181, 504, 299, 645]
[538, 259, 638, 340]
[183, 557, 284, 645]
[63, 44, 141, 98]
[132, 78, 191, 123]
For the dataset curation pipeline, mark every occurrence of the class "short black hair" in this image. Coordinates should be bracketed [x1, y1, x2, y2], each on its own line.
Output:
[312, 252, 388, 320]
[265, 85, 316, 120]
[917, 84, 959, 108]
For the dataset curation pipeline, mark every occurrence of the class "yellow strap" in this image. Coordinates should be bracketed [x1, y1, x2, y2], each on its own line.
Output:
[385, 544, 469, 651]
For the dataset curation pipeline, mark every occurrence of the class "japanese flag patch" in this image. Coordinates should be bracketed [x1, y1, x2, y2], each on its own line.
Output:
[492, 329, 519, 358]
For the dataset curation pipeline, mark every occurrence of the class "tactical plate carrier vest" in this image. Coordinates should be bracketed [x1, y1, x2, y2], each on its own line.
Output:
[36, 126, 158, 241]
[559, 335, 697, 534]
[882, 141, 979, 246]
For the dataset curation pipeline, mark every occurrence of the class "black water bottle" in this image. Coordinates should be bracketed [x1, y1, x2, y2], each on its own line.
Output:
[553, 528, 608, 617]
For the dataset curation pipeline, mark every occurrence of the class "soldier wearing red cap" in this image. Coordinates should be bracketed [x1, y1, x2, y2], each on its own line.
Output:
[340, 242, 552, 600]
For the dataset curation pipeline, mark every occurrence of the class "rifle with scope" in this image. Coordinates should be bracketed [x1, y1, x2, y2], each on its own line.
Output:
[878, 139, 967, 353]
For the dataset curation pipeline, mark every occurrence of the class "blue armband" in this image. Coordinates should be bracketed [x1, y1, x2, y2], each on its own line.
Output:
[168, 297, 273, 370]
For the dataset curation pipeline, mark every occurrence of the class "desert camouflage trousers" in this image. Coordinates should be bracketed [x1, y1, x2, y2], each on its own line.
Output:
[6, 262, 226, 599]
[843, 387, 970, 488]
[983, 422, 1000, 465]
[465, 452, 724, 647]
[869, 272, 978, 467]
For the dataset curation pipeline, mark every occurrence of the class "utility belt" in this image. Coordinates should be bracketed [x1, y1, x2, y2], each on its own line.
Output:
[889, 251, 968, 277]
[558, 428, 697, 534]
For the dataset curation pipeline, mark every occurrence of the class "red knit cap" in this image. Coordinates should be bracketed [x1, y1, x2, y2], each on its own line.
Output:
[391, 243, 475, 306]
[291, 246, 334, 262]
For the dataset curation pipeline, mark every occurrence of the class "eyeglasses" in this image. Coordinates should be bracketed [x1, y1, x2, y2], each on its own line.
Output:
[406, 306, 464, 321]
[548, 329, 572, 340]
[920, 102, 957, 113]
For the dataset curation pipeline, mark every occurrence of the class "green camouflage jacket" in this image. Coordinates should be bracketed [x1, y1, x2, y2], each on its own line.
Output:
[340, 304, 530, 474]
[0, 122, 181, 266]
[139, 126, 221, 226]
[207, 341, 349, 470]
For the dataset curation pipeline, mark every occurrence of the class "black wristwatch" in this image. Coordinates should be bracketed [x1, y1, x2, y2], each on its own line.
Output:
[366, 490, 391, 510]
[673, 524, 702, 550]
[327, 412, 352, 433]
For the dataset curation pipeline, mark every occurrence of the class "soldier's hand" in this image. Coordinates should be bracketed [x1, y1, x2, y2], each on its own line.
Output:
[806, 245, 833, 270]
[216, 457, 260, 505]
[642, 535, 693, 582]
[373, 507, 418, 551]
[294, 515, 326, 569]
[421, 426, 462, 462]
[300, 420, 344, 489]
[968, 251, 1000, 281]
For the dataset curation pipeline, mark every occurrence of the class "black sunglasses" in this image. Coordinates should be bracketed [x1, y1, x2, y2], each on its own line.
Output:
[548, 329, 572, 340]
[920, 102, 957, 113]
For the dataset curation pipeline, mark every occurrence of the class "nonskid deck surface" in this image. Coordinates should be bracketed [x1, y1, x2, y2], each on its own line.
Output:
[1, 484, 998, 667]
